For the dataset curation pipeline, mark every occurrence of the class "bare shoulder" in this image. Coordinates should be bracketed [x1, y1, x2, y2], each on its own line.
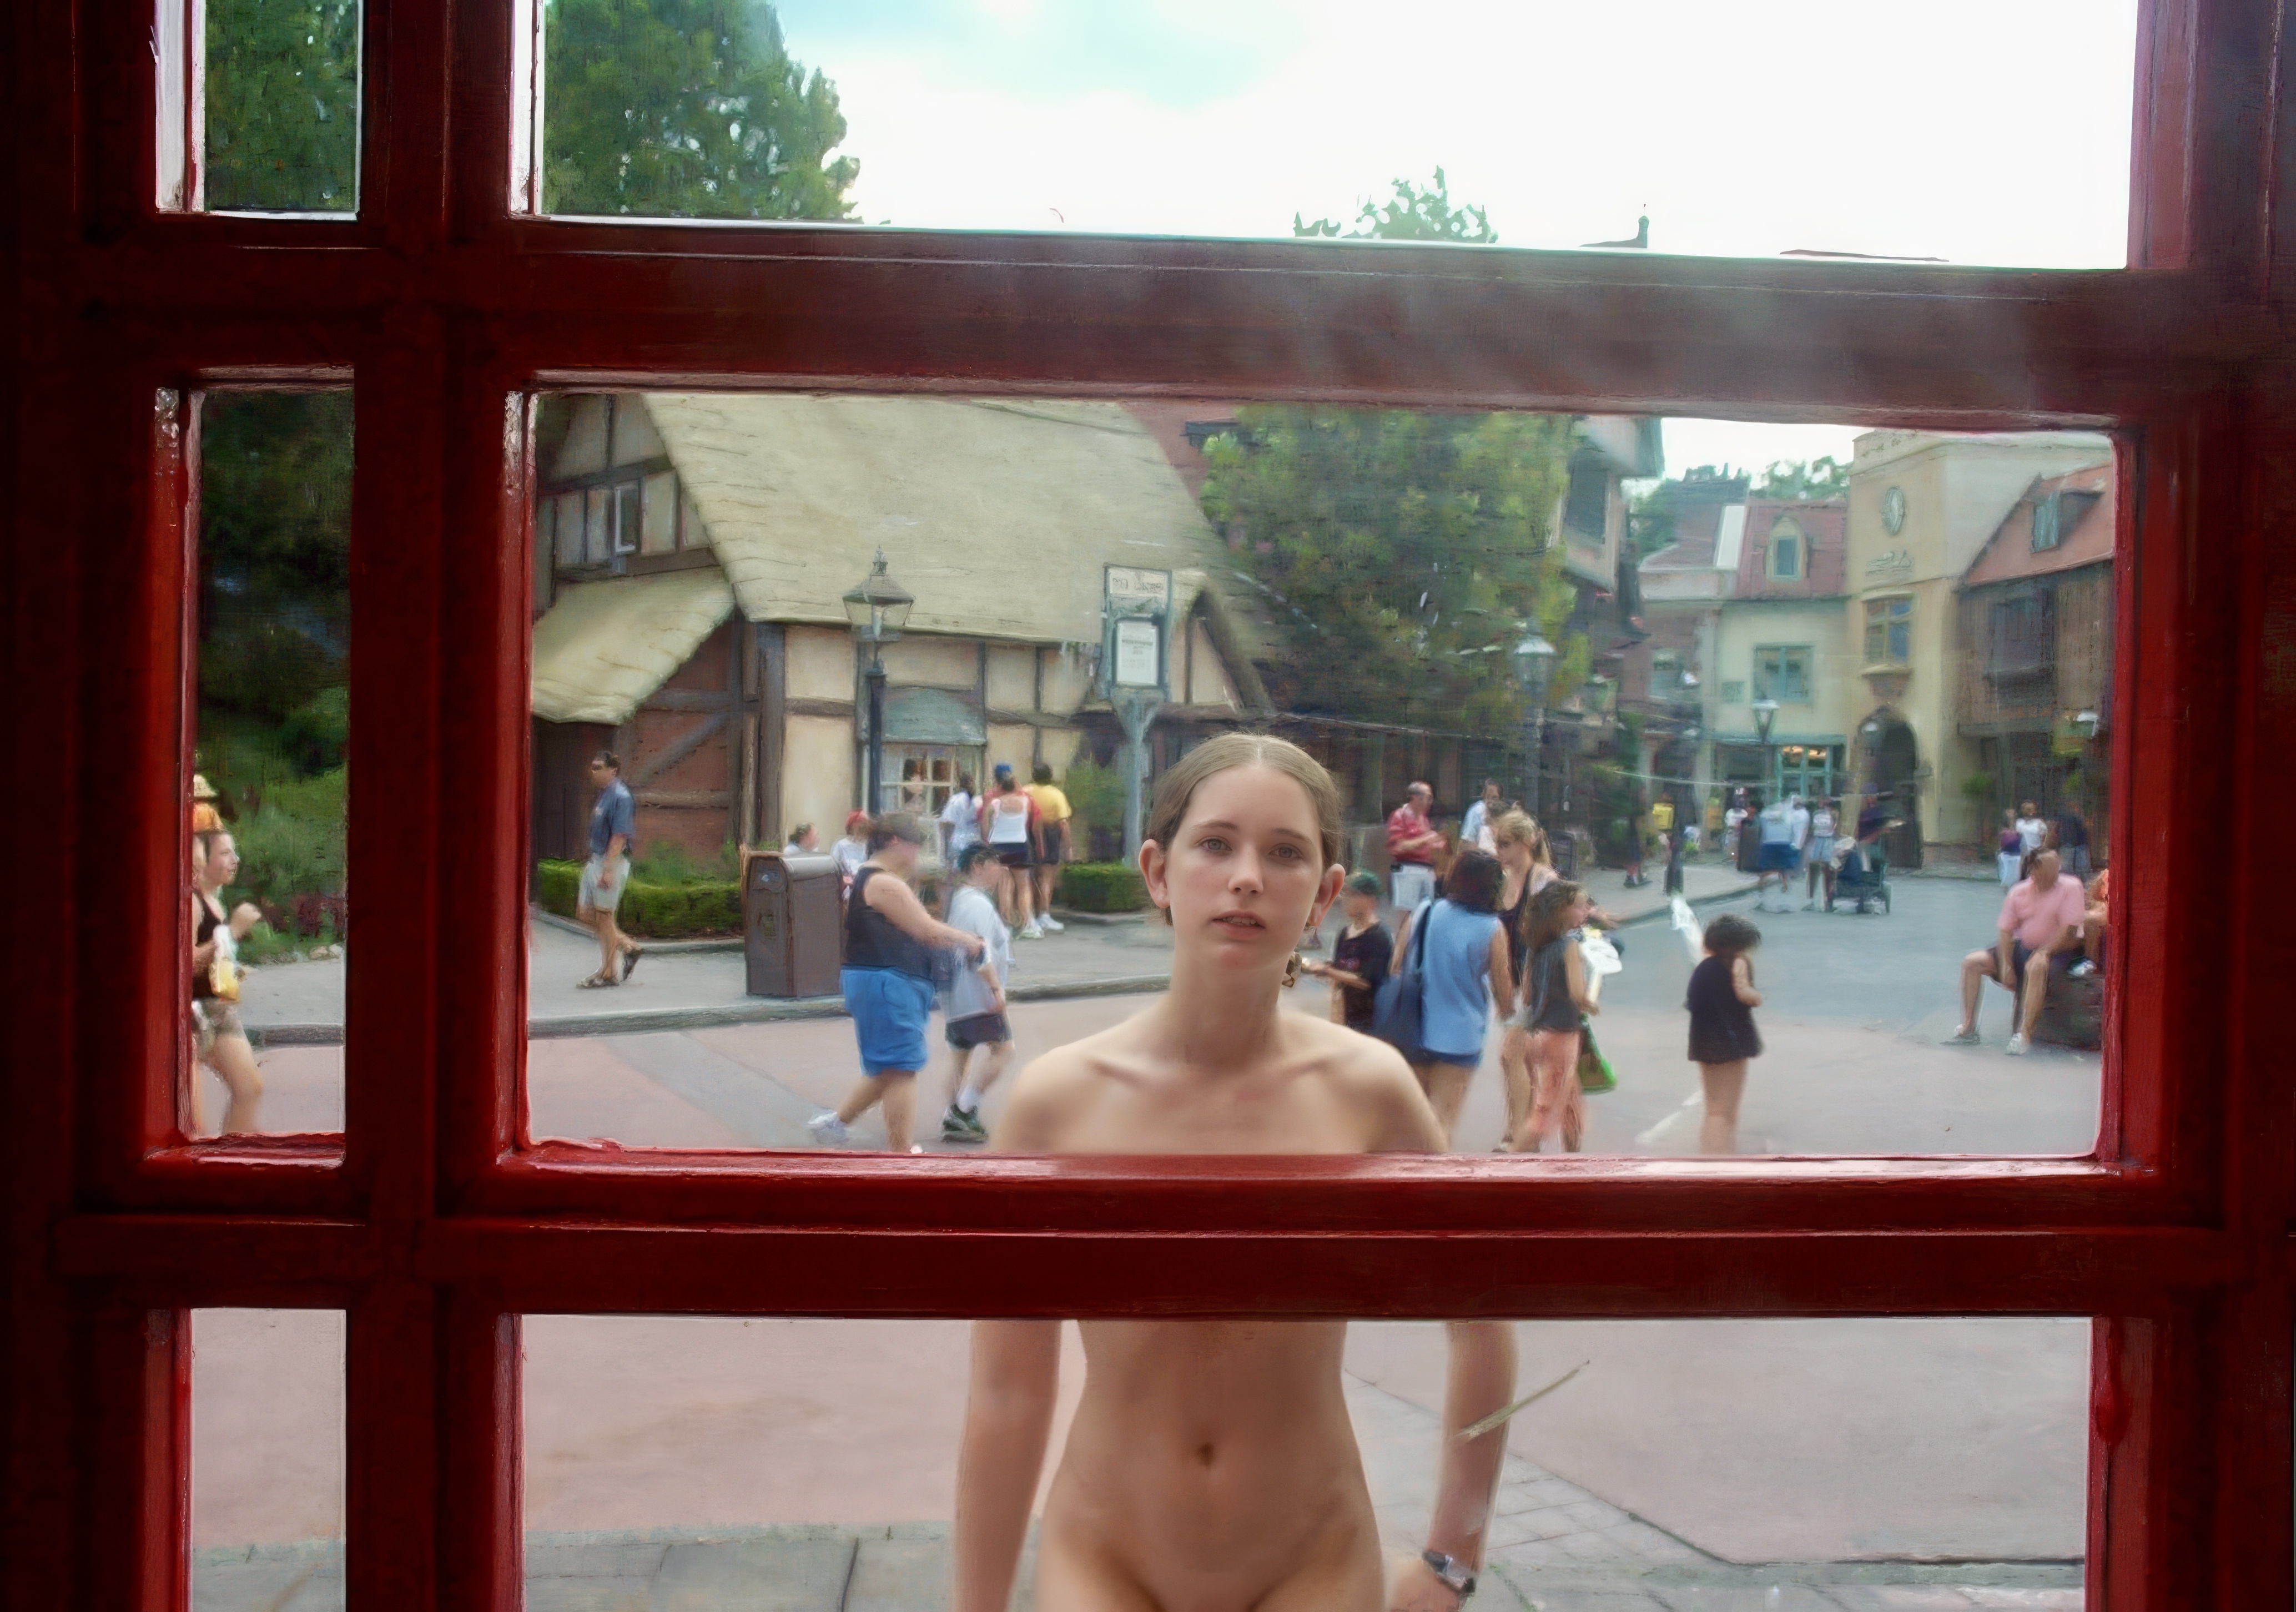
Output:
[1290, 1014, 1445, 1152]
[989, 1011, 1150, 1153]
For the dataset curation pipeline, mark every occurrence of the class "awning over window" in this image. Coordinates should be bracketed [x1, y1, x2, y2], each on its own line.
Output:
[868, 686, 986, 747]
[531, 567, 736, 726]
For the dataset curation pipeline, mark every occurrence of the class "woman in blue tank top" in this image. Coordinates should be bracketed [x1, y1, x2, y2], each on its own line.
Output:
[1392, 847, 1514, 1146]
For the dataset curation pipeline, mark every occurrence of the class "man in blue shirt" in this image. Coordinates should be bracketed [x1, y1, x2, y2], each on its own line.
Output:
[578, 750, 641, 987]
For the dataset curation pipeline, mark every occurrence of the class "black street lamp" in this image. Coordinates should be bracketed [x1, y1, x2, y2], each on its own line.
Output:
[1751, 696, 1780, 801]
[1512, 632, 1557, 820]
[842, 549, 914, 818]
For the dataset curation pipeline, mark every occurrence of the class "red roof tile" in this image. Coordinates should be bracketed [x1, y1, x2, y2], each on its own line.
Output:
[1735, 497, 1846, 597]
[1962, 463, 2114, 588]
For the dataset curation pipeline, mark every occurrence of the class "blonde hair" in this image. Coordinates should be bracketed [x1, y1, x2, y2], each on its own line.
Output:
[1141, 733, 1348, 925]
[1491, 808, 1539, 849]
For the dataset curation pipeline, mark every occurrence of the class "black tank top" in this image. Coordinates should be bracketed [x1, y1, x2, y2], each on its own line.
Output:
[844, 866, 934, 978]
[192, 893, 223, 1000]
[1501, 876, 1531, 984]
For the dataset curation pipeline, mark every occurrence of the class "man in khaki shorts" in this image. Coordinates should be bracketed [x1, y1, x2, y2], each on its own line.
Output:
[577, 750, 642, 988]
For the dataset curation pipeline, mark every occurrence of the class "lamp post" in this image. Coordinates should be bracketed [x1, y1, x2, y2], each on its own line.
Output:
[842, 550, 914, 819]
[1512, 632, 1557, 820]
[1751, 696, 1780, 800]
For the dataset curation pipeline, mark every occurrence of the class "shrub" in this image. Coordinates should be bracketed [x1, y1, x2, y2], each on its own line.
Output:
[1058, 862, 1147, 914]
[1060, 759, 1127, 847]
[232, 802, 346, 916]
[275, 686, 351, 774]
[533, 857, 741, 938]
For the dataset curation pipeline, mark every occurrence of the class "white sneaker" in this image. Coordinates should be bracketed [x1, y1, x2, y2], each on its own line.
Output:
[1020, 922, 1045, 940]
[808, 1111, 849, 1144]
[1039, 915, 1065, 933]
[2005, 1034, 2030, 1056]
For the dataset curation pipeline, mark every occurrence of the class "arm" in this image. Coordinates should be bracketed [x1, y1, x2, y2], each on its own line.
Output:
[598, 832, 627, 886]
[228, 902, 262, 940]
[1730, 953, 1763, 1008]
[867, 875, 987, 955]
[1391, 1321, 1517, 1608]
[1564, 943, 1598, 1016]
[1485, 928, 1514, 1018]
[952, 1319, 1061, 1612]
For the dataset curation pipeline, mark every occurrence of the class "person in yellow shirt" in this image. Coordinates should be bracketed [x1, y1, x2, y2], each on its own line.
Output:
[1025, 763, 1073, 934]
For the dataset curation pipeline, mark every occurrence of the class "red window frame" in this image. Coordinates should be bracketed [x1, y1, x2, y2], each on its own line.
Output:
[7, 0, 2293, 1605]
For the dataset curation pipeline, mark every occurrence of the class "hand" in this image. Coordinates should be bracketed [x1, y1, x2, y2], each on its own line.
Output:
[597, 868, 615, 890]
[1387, 1554, 1464, 1612]
[1301, 958, 1328, 978]
[969, 935, 988, 960]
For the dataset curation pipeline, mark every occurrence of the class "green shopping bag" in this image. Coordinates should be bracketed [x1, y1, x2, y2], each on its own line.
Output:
[1576, 1021, 1617, 1095]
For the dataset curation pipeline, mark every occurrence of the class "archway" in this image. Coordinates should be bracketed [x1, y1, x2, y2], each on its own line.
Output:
[1863, 714, 1924, 871]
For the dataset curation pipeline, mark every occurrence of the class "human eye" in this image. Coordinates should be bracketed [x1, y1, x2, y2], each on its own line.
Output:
[1196, 835, 1230, 854]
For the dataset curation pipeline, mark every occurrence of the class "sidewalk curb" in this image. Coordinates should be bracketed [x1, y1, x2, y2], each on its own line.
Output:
[1609, 878, 1761, 929]
[247, 971, 1179, 1047]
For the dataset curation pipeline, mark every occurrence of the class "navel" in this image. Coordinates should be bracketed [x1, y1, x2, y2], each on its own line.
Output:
[1195, 1442, 1216, 1467]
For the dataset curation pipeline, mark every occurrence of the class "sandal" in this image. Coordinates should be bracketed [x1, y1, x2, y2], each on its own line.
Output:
[577, 970, 620, 989]
[621, 944, 646, 983]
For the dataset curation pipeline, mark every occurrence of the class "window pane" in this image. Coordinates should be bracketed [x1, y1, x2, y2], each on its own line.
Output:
[535, 0, 2133, 268]
[193, 390, 350, 1139]
[191, 1309, 345, 1606]
[201, 0, 361, 213]
[642, 470, 679, 555]
[553, 490, 583, 566]
[523, 1314, 2084, 1606]
[585, 486, 612, 563]
[523, 399, 2114, 1157]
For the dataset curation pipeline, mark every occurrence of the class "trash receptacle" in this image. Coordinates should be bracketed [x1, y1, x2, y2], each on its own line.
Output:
[744, 851, 843, 998]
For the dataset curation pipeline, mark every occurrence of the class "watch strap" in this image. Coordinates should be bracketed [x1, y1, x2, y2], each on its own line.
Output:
[1421, 1548, 1476, 1599]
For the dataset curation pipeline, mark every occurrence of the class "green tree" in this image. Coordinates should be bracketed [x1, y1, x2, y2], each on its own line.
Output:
[1205, 175, 1575, 738]
[203, 0, 360, 211]
[198, 391, 354, 734]
[1204, 408, 1580, 735]
[544, 0, 858, 219]
[1294, 167, 1496, 244]
[1754, 456, 1849, 499]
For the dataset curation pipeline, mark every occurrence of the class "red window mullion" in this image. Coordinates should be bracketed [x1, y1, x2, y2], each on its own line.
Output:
[343, 1281, 447, 1610]
[72, 1307, 190, 1612]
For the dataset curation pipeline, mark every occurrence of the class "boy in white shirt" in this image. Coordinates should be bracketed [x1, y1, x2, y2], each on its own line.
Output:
[940, 844, 1015, 1143]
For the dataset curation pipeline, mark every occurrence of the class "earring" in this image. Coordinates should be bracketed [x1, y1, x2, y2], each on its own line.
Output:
[1282, 950, 1302, 988]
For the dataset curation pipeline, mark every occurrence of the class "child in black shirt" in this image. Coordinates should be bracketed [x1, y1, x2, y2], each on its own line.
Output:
[1303, 871, 1392, 1032]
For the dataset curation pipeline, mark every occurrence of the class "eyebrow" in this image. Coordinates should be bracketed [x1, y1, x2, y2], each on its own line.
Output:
[1190, 819, 1313, 845]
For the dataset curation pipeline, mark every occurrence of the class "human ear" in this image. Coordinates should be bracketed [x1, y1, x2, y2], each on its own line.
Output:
[1310, 862, 1345, 928]
[1139, 839, 1172, 915]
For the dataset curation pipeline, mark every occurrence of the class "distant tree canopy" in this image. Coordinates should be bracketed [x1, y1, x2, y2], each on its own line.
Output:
[1204, 409, 1581, 736]
[1200, 175, 1580, 737]
[544, 0, 858, 219]
[1294, 168, 1496, 244]
[203, 0, 361, 211]
[1753, 456, 1850, 500]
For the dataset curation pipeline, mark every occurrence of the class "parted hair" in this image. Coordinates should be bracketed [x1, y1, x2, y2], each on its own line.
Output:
[1525, 879, 1585, 954]
[1142, 732, 1347, 873]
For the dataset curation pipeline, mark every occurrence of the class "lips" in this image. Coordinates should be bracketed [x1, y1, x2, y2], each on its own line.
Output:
[1212, 911, 1266, 932]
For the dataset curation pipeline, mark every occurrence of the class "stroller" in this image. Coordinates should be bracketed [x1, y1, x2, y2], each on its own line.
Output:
[1826, 838, 1893, 914]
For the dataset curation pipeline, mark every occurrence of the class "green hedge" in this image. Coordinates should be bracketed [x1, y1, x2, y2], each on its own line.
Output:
[535, 859, 742, 939]
[1057, 862, 1147, 914]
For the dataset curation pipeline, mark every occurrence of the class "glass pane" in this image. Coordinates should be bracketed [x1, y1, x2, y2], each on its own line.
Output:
[202, 0, 360, 213]
[192, 390, 350, 1139]
[585, 487, 612, 564]
[536, 0, 2134, 268]
[524, 395, 2114, 1158]
[523, 1314, 2084, 1606]
[617, 481, 643, 556]
[553, 491, 583, 566]
[642, 470, 679, 555]
[191, 1309, 345, 1607]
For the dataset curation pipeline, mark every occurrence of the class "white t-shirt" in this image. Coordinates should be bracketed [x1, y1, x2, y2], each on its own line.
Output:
[2015, 815, 2048, 854]
[1810, 807, 1837, 839]
[940, 790, 979, 852]
[1758, 803, 1796, 845]
[944, 884, 1012, 1021]
[1786, 803, 1811, 848]
[832, 838, 869, 880]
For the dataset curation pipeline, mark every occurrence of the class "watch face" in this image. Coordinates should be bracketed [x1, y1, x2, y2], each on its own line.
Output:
[1881, 485, 1907, 535]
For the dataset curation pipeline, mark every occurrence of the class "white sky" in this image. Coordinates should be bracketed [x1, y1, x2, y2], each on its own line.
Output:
[763, 0, 2137, 477]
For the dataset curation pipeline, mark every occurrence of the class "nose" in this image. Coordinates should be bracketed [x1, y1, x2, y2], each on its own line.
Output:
[1226, 849, 1265, 893]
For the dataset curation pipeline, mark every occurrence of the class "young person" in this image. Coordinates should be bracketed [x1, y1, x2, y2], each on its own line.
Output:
[939, 773, 980, 861]
[783, 822, 819, 854]
[1026, 761, 1072, 933]
[1393, 848, 1513, 1147]
[980, 764, 1041, 938]
[189, 829, 265, 1136]
[1803, 796, 1837, 910]
[1489, 810, 1543, 1150]
[1301, 870, 1391, 1033]
[1996, 809, 2023, 888]
[955, 733, 1518, 1612]
[1686, 913, 1764, 1154]
[938, 844, 1015, 1143]
[809, 814, 987, 1153]
[1512, 879, 1597, 1154]
[575, 750, 642, 988]
[830, 810, 873, 893]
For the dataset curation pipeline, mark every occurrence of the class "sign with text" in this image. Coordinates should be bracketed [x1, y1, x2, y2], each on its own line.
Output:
[1104, 565, 1171, 692]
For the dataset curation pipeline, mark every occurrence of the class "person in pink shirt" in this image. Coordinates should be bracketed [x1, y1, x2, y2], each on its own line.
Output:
[1951, 847, 2087, 1055]
[1385, 781, 1444, 910]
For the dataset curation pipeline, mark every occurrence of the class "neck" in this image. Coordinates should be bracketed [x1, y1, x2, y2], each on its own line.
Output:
[1153, 941, 1292, 1075]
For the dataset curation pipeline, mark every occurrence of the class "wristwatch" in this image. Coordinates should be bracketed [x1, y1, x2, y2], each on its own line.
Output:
[1421, 1549, 1476, 1601]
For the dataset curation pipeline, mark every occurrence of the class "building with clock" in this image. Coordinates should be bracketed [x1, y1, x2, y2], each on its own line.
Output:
[1841, 429, 2112, 865]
